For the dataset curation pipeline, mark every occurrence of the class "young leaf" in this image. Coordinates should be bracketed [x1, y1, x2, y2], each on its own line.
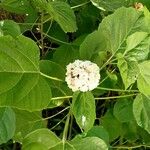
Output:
[46, 1, 77, 33]
[0, 35, 51, 111]
[0, 107, 15, 144]
[71, 91, 96, 132]
[0, 20, 21, 37]
[22, 129, 60, 149]
[133, 94, 150, 134]
[137, 61, 150, 96]
[71, 137, 108, 150]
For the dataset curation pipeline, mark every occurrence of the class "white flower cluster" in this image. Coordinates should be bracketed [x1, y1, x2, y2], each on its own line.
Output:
[65, 60, 100, 92]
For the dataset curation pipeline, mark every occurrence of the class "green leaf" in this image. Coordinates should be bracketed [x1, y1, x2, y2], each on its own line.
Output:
[143, 7, 150, 33]
[49, 142, 75, 150]
[90, 0, 132, 11]
[113, 98, 134, 122]
[46, 1, 77, 32]
[31, 0, 47, 9]
[79, 31, 106, 60]
[71, 91, 96, 132]
[23, 142, 48, 150]
[22, 129, 60, 149]
[138, 126, 150, 145]
[40, 60, 67, 108]
[71, 137, 108, 150]
[117, 53, 139, 89]
[13, 109, 45, 142]
[0, 20, 21, 37]
[133, 94, 150, 134]
[0, 35, 51, 111]
[98, 7, 143, 54]
[125, 32, 148, 52]
[86, 126, 109, 145]
[1, 0, 34, 14]
[0, 107, 15, 144]
[40, 60, 65, 86]
[44, 22, 68, 44]
[102, 109, 122, 141]
[137, 61, 150, 96]
[124, 32, 150, 61]
[122, 121, 138, 141]
[53, 44, 79, 68]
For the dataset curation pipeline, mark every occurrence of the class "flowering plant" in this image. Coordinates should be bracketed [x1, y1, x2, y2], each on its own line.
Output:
[0, 0, 150, 150]
[65, 60, 100, 92]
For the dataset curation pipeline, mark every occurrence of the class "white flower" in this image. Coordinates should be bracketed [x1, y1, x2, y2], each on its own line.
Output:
[65, 60, 100, 92]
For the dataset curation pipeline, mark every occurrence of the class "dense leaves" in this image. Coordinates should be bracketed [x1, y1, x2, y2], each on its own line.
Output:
[0, 1, 150, 150]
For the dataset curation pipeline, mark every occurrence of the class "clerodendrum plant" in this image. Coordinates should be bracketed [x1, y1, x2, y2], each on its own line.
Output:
[0, 0, 150, 149]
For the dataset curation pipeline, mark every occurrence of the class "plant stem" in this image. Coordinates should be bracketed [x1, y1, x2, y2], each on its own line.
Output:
[112, 145, 150, 149]
[68, 113, 73, 140]
[40, 12, 44, 56]
[99, 68, 116, 85]
[40, 72, 64, 82]
[51, 96, 72, 100]
[62, 111, 71, 150]
[71, 1, 90, 9]
[50, 115, 67, 130]
[42, 106, 70, 121]
[96, 87, 139, 92]
[51, 93, 138, 101]
[95, 93, 137, 100]
[43, 32, 71, 45]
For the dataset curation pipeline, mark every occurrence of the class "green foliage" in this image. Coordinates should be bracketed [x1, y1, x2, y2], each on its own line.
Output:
[13, 109, 45, 142]
[114, 98, 134, 122]
[0, 0, 33, 13]
[90, 0, 134, 11]
[117, 53, 139, 89]
[101, 109, 122, 141]
[98, 7, 144, 54]
[133, 94, 150, 133]
[0, 35, 51, 111]
[79, 31, 106, 60]
[72, 91, 96, 132]
[71, 136, 108, 150]
[0, 107, 15, 144]
[86, 126, 109, 145]
[0, 0, 150, 149]
[22, 129, 60, 149]
[0, 20, 21, 37]
[46, 1, 77, 33]
[137, 61, 150, 96]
